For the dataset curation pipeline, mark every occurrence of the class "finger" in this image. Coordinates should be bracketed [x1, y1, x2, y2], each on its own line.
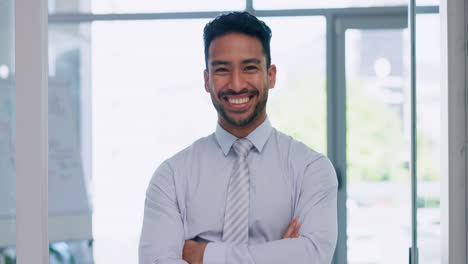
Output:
[291, 218, 301, 238]
[293, 222, 302, 237]
[281, 221, 295, 238]
[285, 217, 299, 238]
[281, 217, 298, 238]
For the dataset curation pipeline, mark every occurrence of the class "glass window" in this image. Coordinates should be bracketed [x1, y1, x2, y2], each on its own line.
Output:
[254, 0, 438, 11]
[92, 0, 244, 14]
[0, 0, 16, 261]
[48, 23, 94, 262]
[49, 0, 91, 13]
[264, 16, 327, 154]
[50, 0, 245, 14]
[91, 19, 213, 262]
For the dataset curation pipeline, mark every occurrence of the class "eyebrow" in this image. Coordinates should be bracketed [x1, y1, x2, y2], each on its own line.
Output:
[210, 58, 262, 67]
[211, 60, 231, 67]
[241, 58, 261, 65]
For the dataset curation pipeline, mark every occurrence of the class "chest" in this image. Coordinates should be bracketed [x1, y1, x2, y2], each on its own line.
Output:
[182, 154, 296, 241]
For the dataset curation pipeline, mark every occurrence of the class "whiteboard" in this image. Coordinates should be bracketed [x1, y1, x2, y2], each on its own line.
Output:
[0, 77, 92, 247]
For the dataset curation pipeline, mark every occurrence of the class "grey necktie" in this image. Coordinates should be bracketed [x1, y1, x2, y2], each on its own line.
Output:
[222, 138, 253, 243]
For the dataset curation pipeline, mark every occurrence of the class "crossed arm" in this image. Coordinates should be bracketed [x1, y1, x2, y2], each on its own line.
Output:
[182, 217, 302, 264]
[139, 157, 338, 264]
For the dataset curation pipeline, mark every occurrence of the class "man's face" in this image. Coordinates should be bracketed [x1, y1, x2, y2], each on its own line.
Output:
[204, 33, 276, 128]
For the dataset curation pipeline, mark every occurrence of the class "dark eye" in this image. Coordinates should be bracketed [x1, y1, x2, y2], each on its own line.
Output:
[244, 65, 258, 72]
[214, 67, 228, 73]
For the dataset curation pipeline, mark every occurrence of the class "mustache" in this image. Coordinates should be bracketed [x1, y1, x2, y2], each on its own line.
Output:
[218, 88, 259, 98]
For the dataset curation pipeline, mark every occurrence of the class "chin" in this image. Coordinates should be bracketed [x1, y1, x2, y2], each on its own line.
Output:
[225, 113, 258, 128]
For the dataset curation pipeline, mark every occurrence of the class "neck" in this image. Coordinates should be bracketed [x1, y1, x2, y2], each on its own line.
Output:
[219, 113, 267, 138]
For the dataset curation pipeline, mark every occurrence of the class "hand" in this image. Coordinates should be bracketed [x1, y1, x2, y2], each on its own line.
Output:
[183, 240, 207, 264]
[281, 216, 302, 239]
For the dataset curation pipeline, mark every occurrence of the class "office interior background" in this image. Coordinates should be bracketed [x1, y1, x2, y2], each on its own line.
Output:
[1, 0, 467, 263]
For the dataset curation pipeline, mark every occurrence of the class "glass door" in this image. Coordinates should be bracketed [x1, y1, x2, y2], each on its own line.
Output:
[345, 26, 410, 264]
[332, 13, 442, 263]
[332, 15, 413, 264]
[0, 0, 16, 261]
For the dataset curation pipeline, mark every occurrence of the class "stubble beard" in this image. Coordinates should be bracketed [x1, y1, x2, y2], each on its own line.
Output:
[210, 87, 269, 128]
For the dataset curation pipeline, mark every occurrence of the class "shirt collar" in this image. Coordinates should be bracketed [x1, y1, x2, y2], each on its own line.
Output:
[215, 117, 273, 156]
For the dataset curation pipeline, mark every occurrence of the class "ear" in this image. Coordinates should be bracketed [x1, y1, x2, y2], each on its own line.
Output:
[267, 64, 277, 89]
[204, 69, 210, 93]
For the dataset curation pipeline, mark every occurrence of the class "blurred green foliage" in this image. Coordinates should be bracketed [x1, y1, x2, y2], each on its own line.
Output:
[346, 81, 407, 182]
[268, 76, 327, 154]
[268, 76, 439, 183]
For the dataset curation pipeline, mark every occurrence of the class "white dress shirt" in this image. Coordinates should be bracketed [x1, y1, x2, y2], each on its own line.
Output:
[139, 118, 338, 264]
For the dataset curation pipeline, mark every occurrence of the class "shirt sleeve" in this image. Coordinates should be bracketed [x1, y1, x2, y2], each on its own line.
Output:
[139, 161, 188, 264]
[203, 156, 338, 264]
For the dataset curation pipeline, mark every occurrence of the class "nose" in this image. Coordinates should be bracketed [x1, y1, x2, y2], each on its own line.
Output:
[230, 69, 247, 92]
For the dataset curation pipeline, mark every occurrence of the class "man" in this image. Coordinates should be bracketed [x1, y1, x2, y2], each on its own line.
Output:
[139, 12, 338, 264]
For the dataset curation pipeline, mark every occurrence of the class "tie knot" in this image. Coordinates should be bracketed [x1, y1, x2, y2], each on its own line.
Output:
[233, 138, 253, 158]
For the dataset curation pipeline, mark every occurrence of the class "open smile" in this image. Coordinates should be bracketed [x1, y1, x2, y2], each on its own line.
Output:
[222, 94, 255, 110]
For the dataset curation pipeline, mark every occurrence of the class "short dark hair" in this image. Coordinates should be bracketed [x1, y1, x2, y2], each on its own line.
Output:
[203, 12, 272, 69]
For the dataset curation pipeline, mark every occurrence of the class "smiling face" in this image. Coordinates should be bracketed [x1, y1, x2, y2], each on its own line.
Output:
[204, 33, 276, 135]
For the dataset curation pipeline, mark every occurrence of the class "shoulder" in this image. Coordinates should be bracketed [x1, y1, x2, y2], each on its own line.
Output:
[271, 128, 337, 186]
[162, 133, 216, 169]
[146, 133, 216, 196]
[271, 128, 324, 165]
[150, 133, 215, 180]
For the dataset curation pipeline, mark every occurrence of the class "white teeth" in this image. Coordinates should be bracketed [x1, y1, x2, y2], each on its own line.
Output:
[228, 97, 250, 104]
